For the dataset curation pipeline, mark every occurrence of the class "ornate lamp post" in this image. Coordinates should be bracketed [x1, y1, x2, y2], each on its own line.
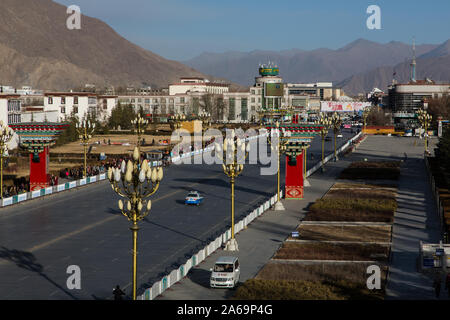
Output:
[0, 121, 13, 199]
[362, 106, 371, 133]
[169, 114, 186, 156]
[417, 108, 432, 154]
[75, 119, 96, 178]
[215, 130, 249, 251]
[198, 111, 211, 149]
[315, 113, 331, 172]
[268, 121, 290, 211]
[330, 112, 342, 161]
[169, 113, 186, 131]
[131, 114, 148, 147]
[107, 147, 163, 300]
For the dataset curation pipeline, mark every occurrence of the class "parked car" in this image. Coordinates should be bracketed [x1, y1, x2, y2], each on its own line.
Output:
[210, 256, 240, 288]
[337, 134, 343, 138]
[185, 191, 204, 206]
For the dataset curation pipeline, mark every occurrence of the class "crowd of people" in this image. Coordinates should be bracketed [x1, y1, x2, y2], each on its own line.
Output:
[59, 164, 106, 181]
[1, 176, 30, 197]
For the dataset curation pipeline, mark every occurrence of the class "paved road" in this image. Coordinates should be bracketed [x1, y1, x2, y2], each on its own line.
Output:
[158, 135, 445, 300]
[0, 129, 357, 300]
[157, 149, 355, 300]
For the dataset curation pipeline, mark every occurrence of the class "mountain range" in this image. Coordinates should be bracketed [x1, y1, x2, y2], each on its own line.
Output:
[0, 0, 205, 91]
[184, 39, 450, 95]
[1, 0, 449, 95]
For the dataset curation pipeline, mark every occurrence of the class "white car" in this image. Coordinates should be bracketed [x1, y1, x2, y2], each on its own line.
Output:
[210, 256, 240, 288]
[337, 134, 343, 138]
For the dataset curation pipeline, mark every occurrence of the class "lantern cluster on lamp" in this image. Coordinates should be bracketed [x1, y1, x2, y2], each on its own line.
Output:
[417, 108, 432, 154]
[315, 113, 331, 172]
[107, 146, 163, 300]
[330, 112, 342, 161]
[215, 130, 250, 251]
[0, 121, 13, 199]
[267, 121, 291, 211]
[75, 119, 96, 178]
[169, 113, 186, 131]
[131, 114, 148, 147]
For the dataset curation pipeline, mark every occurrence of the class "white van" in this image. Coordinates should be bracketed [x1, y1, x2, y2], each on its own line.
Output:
[210, 256, 240, 288]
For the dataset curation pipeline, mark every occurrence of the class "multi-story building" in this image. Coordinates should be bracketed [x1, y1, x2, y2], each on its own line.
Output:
[0, 94, 22, 125]
[44, 92, 98, 121]
[169, 77, 229, 96]
[117, 67, 342, 123]
[387, 79, 450, 126]
[43, 93, 117, 122]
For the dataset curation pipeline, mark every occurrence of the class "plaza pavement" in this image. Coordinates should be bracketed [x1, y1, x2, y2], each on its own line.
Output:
[157, 135, 445, 300]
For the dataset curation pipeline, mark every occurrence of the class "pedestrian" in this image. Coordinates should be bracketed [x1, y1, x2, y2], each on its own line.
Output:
[113, 285, 125, 300]
[434, 276, 441, 298]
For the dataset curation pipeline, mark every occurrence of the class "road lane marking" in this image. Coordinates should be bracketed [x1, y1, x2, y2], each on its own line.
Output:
[0, 172, 224, 266]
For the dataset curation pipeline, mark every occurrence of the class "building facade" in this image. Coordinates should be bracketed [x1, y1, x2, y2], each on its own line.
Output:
[387, 80, 450, 126]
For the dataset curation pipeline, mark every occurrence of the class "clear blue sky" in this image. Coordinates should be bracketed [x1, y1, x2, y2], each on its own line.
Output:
[55, 0, 450, 61]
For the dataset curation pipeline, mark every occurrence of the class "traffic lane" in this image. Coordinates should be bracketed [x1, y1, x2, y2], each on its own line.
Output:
[157, 154, 354, 300]
[0, 160, 281, 299]
[0, 129, 354, 253]
[0, 129, 358, 297]
[0, 153, 228, 253]
[305, 128, 358, 170]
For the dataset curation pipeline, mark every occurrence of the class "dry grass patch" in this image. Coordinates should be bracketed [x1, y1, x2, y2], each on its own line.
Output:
[325, 188, 396, 200]
[52, 134, 173, 155]
[273, 242, 389, 261]
[305, 198, 396, 222]
[332, 182, 398, 190]
[257, 262, 387, 285]
[339, 161, 401, 180]
[348, 161, 401, 169]
[291, 225, 392, 242]
[233, 279, 384, 300]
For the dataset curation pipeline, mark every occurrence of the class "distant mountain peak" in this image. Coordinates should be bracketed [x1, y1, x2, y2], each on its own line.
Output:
[184, 38, 447, 90]
[0, 0, 205, 90]
[340, 38, 377, 50]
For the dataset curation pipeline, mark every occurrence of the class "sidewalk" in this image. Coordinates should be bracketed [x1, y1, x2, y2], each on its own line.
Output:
[156, 154, 352, 300]
[157, 135, 446, 300]
[385, 152, 445, 299]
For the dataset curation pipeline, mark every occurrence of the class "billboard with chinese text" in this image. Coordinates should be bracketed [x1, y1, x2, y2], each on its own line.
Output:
[320, 101, 371, 112]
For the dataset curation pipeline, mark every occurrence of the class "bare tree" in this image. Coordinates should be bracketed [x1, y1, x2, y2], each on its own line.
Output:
[200, 94, 227, 122]
[367, 106, 392, 126]
[428, 96, 450, 122]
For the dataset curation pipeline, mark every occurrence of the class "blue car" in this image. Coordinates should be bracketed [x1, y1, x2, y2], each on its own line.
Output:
[185, 191, 204, 206]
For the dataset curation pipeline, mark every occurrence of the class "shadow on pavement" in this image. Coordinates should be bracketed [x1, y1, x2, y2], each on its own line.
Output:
[0, 246, 79, 300]
[187, 268, 211, 289]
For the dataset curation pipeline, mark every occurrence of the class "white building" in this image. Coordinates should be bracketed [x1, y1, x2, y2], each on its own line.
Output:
[169, 77, 229, 96]
[44, 92, 98, 122]
[0, 94, 22, 150]
[0, 94, 22, 125]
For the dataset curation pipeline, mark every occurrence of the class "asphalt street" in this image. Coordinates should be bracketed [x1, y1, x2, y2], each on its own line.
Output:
[158, 135, 443, 300]
[0, 128, 357, 299]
